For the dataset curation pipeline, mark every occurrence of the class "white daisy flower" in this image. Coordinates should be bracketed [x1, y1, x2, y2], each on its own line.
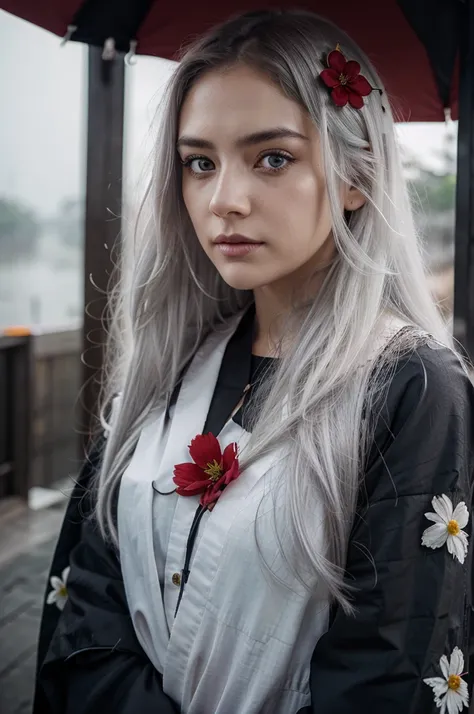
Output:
[424, 647, 469, 714]
[46, 566, 70, 611]
[421, 494, 469, 564]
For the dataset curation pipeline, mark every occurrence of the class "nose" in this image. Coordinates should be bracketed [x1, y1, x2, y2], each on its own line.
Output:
[209, 167, 251, 218]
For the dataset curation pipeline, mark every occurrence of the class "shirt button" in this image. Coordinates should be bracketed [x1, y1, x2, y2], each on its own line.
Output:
[172, 572, 181, 586]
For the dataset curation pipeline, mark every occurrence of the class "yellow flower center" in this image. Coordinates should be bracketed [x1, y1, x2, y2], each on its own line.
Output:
[447, 519, 460, 536]
[339, 73, 348, 86]
[448, 674, 461, 691]
[204, 459, 223, 482]
[58, 585, 68, 598]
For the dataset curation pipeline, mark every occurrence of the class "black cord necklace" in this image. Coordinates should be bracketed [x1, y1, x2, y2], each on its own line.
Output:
[153, 381, 253, 617]
[153, 305, 274, 617]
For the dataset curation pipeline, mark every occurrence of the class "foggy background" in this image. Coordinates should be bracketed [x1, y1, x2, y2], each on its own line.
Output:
[0, 10, 458, 329]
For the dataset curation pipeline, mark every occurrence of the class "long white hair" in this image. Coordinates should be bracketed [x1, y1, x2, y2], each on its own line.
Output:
[94, 10, 452, 610]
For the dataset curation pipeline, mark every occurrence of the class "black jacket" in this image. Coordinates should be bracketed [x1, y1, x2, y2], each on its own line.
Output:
[34, 330, 474, 713]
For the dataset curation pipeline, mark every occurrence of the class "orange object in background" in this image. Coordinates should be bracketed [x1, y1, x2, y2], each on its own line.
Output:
[3, 326, 31, 337]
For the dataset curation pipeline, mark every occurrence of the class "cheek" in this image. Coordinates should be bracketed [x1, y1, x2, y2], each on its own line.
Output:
[273, 174, 332, 249]
[182, 181, 208, 242]
[182, 179, 198, 222]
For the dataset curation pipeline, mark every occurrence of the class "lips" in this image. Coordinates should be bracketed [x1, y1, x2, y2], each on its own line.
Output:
[214, 234, 261, 245]
[213, 234, 264, 258]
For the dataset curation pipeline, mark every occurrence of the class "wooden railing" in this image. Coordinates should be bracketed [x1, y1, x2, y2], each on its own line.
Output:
[0, 334, 32, 499]
[0, 326, 82, 500]
[30, 327, 82, 489]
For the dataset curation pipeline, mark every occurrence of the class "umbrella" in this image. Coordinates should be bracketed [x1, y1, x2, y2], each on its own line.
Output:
[1, 0, 473, 438]
[0, 0, 464, 121]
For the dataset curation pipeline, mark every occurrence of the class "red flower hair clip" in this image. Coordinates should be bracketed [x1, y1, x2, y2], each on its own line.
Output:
[320, 45, 374, 109]
[173, 433, 240, 510]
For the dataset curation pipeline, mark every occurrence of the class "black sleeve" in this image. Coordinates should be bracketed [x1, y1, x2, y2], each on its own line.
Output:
[299, 345, 474, 713]
[34, 442, 179, 714]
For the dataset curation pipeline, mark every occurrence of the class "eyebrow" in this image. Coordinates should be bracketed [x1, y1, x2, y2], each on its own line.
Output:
[176, 127, 309, 150]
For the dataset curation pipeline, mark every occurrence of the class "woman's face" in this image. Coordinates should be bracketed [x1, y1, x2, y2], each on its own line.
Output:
[178, 63, 361, 293]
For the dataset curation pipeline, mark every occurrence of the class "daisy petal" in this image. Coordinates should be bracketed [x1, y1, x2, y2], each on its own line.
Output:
[452, 502, 469, 529]
[46, 590, 57, 605]
[424, 676, 449, 698]
[440, 654, 450, 679]
[457, 529, 469, 551]
[447, 534, 468, 564]
[422, 523, 449, 549]
[445, 688, 465, 714]
[432, 494, 453, 524]
[441, 493, 455, 514]
[456, 678, 469, 702]
[61, 566, 70, 584]
[55, 595, 67, 611]
[444, 691, 454, 714]
[50, 576, 62, 591]
[424, 512, 445, 524]
[449, 647, 464, 676]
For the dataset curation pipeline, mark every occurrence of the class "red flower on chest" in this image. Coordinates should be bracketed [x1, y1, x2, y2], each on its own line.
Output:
[173, 433, 240, 510]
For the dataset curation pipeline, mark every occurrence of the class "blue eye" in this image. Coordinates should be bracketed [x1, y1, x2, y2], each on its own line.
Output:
[261, 154, 288, 169]
[258, 152, 294, 172]
[182, 156, 215, 174]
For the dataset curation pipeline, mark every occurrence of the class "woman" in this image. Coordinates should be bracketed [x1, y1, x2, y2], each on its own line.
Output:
[35, 10, 474, 714]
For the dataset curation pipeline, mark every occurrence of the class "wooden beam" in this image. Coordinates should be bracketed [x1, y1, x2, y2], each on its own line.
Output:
[81, 46, 125, 444]
[453, 0, 474, 358]
[0, 336, 32, 500]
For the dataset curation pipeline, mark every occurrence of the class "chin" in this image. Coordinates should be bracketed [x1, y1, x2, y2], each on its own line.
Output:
[220, 275, 260, 291]
[217, 264, 272, 291]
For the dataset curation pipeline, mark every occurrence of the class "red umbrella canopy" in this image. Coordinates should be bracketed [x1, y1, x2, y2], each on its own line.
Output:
[0, 0, 460, 122]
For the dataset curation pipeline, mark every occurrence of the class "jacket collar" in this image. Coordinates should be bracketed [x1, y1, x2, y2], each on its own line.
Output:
[203, 303, 255, 435]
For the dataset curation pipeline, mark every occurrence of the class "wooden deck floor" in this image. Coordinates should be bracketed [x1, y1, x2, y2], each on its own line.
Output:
[0, 498, 65, 714]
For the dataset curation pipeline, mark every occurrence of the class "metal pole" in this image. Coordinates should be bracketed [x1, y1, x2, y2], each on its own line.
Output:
[453, 0, 474, 358]
[81, 46, 125, 444]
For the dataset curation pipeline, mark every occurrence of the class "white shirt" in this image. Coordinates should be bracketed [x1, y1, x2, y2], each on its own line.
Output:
[117, 316, 330, 714]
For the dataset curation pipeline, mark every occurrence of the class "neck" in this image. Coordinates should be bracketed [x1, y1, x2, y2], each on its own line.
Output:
[251, 288, 288, 357]
[252, 248, 335, 357]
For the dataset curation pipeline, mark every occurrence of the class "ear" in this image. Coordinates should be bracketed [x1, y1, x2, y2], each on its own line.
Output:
[343, 184, 366, 212]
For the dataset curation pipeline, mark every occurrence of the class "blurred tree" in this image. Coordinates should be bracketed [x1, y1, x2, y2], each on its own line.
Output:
[0, 196, 40, 260]
[409, 171, 456, 213]
[402, 127, 457, 306]
[55, 197, 84, 247]
[405, 129, 457, 214]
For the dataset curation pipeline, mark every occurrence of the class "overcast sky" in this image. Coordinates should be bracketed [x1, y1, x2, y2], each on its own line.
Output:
[0, 10, 456, 219]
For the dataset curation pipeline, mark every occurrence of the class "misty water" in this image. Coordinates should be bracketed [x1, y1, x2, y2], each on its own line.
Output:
[0, 230, 83, 330]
